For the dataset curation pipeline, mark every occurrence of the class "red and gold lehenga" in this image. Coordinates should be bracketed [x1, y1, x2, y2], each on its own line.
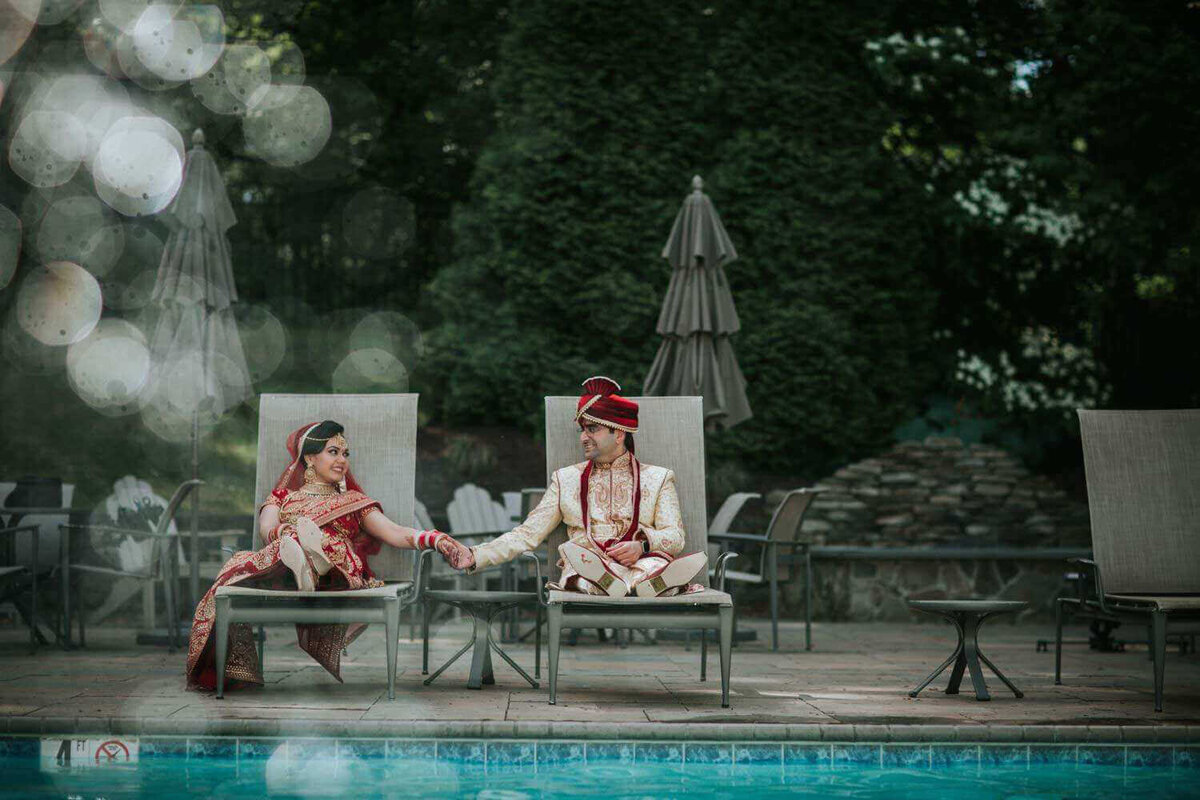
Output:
[186, 423, 387, 691]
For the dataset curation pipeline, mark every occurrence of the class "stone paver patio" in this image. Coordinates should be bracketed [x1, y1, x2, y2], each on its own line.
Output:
[1, 618, 1197, 741]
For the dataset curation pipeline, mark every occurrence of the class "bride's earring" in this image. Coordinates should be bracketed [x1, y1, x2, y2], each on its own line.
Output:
[304, 463, 316, 483]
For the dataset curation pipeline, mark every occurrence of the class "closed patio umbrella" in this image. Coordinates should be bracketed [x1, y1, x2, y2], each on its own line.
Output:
[643, 175, 751, 430]
[143, 128, 252, 618]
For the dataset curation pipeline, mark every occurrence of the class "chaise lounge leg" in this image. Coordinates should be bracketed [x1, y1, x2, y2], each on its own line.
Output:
[1054, 598, 1064, 685]
[1152, 609, 1167, 712]
[384, 597, 399, 701]
[719, 606, 733, 708]
[422, 599, 431, 675]
[699, 629, 707, 682]
[214, 595, 230, 699]
[547, 604, 562, 705]
[534, 605, 542, 681]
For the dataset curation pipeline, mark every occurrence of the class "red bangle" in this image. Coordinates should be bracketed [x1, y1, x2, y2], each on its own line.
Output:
[417, 530, 445, 549]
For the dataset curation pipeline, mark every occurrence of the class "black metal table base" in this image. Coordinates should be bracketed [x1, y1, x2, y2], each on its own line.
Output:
[423, 597, 541, 690]
[909, 607, 1025, 702]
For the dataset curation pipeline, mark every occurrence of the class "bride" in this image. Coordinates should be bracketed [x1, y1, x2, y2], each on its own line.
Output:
[186, 419, 460, 691]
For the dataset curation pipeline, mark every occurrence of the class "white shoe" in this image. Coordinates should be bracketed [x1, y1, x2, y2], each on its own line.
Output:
[634, 552, 708, 597]
[280, 536, 316, 592]
[296, 517, 333, 575]
[560, 542, 627, 598]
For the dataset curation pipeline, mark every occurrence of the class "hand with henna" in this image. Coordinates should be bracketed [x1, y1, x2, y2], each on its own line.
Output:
[435, 535, 476, 571]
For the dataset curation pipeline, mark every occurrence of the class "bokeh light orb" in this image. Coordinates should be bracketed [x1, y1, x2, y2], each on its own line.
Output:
[98, 0, 182, 33]
[236, 304, 287, 382]
[38, 75, 134, 167]
[342, 187, 415, 259]
[247, 39, 305, 109]
[0, 203, 21, 290]
[16, 260, 102, 346]
[131, 4, 224, 82]
[98, 221, 162, 310]
[66, 318, 150, 413]
[0, 1, 37, 67]
[192, 43, 269, 116]
[2, 309, 65, 375]
[332, 348, 408, 393]
[8, 110, 87, 188]
[37, 194, 125, 277]
[83, 14, 127, 78]
[348, 311, 425, 367]
[93, 115, 184, 216]
[115, 28, 183, 91]
[243, 84, 331, 167]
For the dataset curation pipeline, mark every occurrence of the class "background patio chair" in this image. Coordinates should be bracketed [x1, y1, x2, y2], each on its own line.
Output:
[1, 478, 76, 646]
[213, 394, 421, 699]
[58, 479, 202, 650]
[1061, 409, 1200, 712]
[708, 488, 822, 651]
[537, 395, 737, 707]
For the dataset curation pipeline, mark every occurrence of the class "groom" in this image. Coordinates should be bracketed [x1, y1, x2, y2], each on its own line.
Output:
[443, 377, 706, 597]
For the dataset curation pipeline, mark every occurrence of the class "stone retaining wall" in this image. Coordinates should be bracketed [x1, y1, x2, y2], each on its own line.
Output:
[776, 436, 1092, 621]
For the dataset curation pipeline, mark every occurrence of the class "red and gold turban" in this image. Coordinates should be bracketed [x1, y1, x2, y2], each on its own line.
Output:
[575, 376, 639, 433]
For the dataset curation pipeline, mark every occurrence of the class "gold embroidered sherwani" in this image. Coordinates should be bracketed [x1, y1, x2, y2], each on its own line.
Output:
[471, 452, 686, 594]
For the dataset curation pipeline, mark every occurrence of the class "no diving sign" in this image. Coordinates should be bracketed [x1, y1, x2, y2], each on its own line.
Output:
[40, 737, 139, 768]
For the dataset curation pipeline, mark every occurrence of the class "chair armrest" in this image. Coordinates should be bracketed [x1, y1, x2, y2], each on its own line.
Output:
[59, 523, 177, 540]
[0, 524, 40, 536]
[521, 551, 548, 607]
[413, 548, 435, 601]
[714, 551, 738, 592]
[1063, 557, 1111, 613]
[708, 531, 770, 544]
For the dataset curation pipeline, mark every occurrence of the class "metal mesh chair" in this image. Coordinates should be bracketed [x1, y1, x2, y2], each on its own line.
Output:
[537, 396, 737, 707]
[213, 394, 421, 699]
[1061, 409, 1200, 712]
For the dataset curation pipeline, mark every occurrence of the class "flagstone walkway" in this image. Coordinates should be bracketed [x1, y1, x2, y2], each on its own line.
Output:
[1, 618, 1197, 741]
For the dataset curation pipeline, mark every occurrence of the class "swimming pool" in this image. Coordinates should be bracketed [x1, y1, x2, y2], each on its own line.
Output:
[2, 737, 1198, 799]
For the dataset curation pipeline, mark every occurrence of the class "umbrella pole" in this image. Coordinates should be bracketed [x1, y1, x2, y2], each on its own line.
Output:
[188, 409, 200, 626]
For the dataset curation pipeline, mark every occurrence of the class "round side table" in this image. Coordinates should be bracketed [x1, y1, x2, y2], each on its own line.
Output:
[907, 599, 1028, 701]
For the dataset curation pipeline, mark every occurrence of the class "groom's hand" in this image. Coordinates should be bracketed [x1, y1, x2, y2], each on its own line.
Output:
[605, 541, 641, 567]
[436, 536, 475, 570]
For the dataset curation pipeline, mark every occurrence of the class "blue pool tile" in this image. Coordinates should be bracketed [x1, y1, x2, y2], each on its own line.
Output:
[288, 739, 337, 763]
[931, 745, 978, 769]
[785, 744, 831, 767]
[1175, 747, 1200, 769]
[0, 737, 38, 758]
[388, 739, 436, 760]
[536, 742, 585, 765]
[733, 743, 782, 766]
[1028, 745, 1076, 765]
[882, 744, 930, 769]
[685, 744, 732, 765]
[141, 737, 188, 759]
[438, 740, 485, 764]
[187, 737, 237, 759]
[339, 739, 386, 760]
[978, 746, 1028, 767]
[1078, 746, 1124, 766]
[586, 742, 635, 763]
[636, 742, 684, 763]
[832, 744, 879, 768]
[487, 741, 535, 771]
[1126, 747, 1172, 768]
[235, 739, 283, 761]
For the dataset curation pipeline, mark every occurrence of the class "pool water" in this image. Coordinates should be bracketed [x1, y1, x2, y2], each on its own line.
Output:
[4, 755, 1200, 799]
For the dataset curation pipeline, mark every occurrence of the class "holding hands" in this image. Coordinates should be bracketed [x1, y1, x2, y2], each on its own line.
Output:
[417, 530, 476, 571]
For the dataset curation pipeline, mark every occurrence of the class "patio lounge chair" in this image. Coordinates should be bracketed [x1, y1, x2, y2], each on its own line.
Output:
[213, 394, 421, 699]
[537, 395, 737, 707]
[1060, 409, 1200, 712]
[708, 487, 823, 651]
[59, 478, 202, 650]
